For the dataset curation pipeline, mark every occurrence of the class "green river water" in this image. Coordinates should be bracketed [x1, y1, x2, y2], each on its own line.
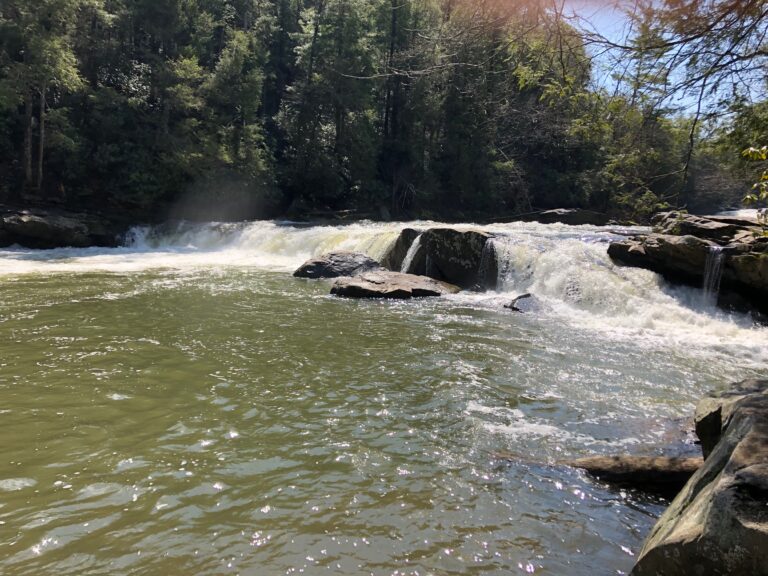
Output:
[0, 220, 766, 575]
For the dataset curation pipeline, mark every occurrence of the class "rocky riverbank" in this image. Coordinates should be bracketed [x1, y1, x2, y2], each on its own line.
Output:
[609, 211, 768, 315]
[630, 380, 768, 576]
[0, 205, 124, 249]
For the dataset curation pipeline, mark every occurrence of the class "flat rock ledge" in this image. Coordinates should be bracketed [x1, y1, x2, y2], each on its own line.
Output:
[331, 270, 460, 299]
[630, 379, 768, 576]
[570, 456, 703, 498]
[293, 251, 382, 279]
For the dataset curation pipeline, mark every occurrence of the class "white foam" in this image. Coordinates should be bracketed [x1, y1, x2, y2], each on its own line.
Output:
[0, 478, 37, 491]
[1, 219, 766, 368]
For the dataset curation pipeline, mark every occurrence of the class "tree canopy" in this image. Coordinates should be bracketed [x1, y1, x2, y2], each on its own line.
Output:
[0, 0, 761, 222]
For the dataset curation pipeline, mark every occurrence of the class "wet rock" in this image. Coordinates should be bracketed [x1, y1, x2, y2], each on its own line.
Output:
[653, 211, 755, 244]
[330, 270, 460, 299]
[609, 211, 768, 314]
[722, 252, 768, 306]
[293, 251, 383, 279]
[570, 456, 702, 498]
[631, 380, 768, 576]
[0, 208, 119, 249]
[533, 208, 610, 226]
[695, 379, 768, 458]
[410, 228, 494, 289]
[608, 233, 718, 285]
[380, 228, 421, 272]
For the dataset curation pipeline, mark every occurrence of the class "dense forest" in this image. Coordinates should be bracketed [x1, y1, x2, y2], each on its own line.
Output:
[0, 0, 765, 223]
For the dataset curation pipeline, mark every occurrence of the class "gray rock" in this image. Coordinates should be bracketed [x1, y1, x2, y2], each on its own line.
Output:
[653, 211, 756, 244]
[722, 252, 768, 306]
[330, 270, 460, 299]
[417, 228, 494, 289]
[0, 209, 119, 249]
[695, 379, 768, 458]
[293, 251, 383, 279]
[608, 233, 718, 285]
[609, 214, 768, 314]
[570, 456, 703, 498]
[631, 380, 768, 576]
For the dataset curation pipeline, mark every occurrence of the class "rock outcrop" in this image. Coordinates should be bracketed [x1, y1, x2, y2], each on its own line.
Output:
[570, 456, 703, 498]
[0, 207, 119, 249]
[630, 379, 768, 576]
[608, 212, 768, 314]
[330, 270, 460, 299]
[294, 251, 382, 279]
[652, 211, 755, 244]
[386, 227, 494, 289]
[608, 233, 720, 285]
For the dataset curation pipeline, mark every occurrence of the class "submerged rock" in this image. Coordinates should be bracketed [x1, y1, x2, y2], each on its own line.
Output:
[330, 270, 460, 299]
[631, 379, 768, 576]
[0, 208, 119, 249]
[293, 251, 382, 279]
[570, 456, 702, 498]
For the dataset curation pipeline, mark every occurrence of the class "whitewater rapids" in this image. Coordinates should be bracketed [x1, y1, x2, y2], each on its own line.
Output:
[0, 218, 766, 370]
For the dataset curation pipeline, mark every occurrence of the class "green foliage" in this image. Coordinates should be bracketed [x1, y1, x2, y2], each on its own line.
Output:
[742, 146, 768, 232]
[0, 0, 743, 221]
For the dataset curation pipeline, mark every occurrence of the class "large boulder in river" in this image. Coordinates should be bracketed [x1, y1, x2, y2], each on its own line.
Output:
[331, 270, 460, 299]
[293, 251, 382, 279]
[630, 380, 768, 576]
[608, 233, 718, 285]
[0, 208, 119, 249]
[401, 228, 494, 289]
[722, 250, 768, 305]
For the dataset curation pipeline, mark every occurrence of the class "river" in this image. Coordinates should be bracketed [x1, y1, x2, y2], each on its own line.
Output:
[1, 220, 766, 575]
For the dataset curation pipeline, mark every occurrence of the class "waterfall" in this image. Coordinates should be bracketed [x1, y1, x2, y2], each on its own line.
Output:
[400, 234, 423, 273]
[702, 246, 726, 304]
[477, 240, 498, 290]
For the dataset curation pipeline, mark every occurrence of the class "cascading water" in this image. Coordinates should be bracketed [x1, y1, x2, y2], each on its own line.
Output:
[400, 233, 423, 273]
[702, 246, 726, 304]
[0, 219, 764, 356]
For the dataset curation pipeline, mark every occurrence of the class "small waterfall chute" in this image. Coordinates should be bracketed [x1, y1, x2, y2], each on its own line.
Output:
[702, 246, 726, 304]
[400, 234, 424, 273]
[477, 239, 500, 290]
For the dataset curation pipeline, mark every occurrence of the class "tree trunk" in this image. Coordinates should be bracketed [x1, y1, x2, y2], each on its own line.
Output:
[37, 87, 46, 192]
[24, 91, 33, 189]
